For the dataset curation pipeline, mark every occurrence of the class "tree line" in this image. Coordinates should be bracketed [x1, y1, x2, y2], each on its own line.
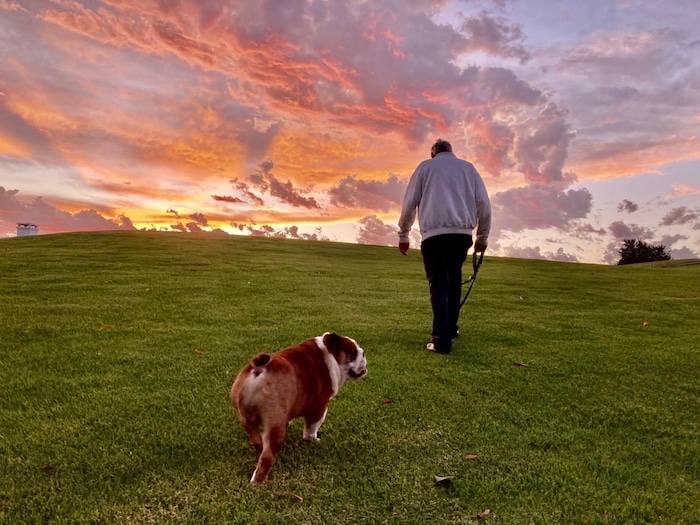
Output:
[617, 239, 671, 265]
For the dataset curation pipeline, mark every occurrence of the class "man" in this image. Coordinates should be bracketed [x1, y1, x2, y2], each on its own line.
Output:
[398, 139, 491, 354]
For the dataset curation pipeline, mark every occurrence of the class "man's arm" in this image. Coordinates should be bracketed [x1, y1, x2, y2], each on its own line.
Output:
[474, 173, 491, 252]
[397, 166, 423, 252]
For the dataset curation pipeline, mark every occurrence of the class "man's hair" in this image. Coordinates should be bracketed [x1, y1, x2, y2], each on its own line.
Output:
[430, 139, 452, 158]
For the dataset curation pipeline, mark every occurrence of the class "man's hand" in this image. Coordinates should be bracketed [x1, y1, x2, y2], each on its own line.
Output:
[399, 242, 410, 256]
[474, 238, 488, 253]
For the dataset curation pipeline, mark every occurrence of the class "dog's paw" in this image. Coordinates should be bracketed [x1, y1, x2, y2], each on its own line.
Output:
[303, 432, 321, 441]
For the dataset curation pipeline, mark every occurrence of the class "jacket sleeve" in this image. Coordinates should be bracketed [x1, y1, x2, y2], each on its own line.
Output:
[474, 172, 491, 242]
[397, 167, 423, 243]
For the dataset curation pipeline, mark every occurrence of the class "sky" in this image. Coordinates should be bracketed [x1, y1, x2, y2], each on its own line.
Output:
[1, 0, 699, 264]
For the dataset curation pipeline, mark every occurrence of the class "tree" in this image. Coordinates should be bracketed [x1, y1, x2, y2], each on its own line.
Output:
[617, 239, 671, 265]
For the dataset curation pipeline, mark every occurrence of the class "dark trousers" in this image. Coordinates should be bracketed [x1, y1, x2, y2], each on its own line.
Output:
[421, 234, 472, 353]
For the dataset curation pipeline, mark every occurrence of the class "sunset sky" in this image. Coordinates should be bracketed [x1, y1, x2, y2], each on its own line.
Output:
[1, 0, 698, 264]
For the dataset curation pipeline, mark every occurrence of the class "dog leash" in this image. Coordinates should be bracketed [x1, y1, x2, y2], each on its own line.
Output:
[460, 250, 484, 310]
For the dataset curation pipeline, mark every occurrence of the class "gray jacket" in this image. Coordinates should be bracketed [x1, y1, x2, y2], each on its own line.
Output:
[398, 152, 491, 244]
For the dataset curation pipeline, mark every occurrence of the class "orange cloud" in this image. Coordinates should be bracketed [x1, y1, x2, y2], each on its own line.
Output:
[670, 184, 700, 197]
[570, 136, 700, 181]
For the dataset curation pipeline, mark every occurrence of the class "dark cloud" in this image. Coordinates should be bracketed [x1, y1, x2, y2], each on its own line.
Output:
[547, 247, 579, 263]
[329, 174, 406, 211]
[608, 220, 654, 240]
[617, 199, 639, 213]
[460, 12, 531, 64]
[569, 223, 607, 239]
[247, 160, 320, 209]
[189, 212, 208, 226]
[228, 179, 265, 206]
[212, 194, 245, 204]
[660, 206, 698, 226]
[170, 219, 226, 234]
[185, 221, 205, 232]
[231, 222, 329, 241]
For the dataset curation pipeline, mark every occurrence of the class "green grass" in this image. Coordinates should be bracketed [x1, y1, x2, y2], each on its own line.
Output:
[1, 231, 699, 525]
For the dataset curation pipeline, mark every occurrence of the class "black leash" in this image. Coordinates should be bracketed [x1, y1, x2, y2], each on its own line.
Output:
[460, 251, 484, 310]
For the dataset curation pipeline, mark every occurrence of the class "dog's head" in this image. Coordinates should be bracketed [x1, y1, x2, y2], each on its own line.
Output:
[321, 332, 368, 381]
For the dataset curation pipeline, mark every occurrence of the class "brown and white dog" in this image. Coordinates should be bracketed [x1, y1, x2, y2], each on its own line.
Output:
[230, 332, 367, 483]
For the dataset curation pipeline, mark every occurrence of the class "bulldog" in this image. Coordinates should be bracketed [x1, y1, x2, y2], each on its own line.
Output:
[230, 332, 368, 483]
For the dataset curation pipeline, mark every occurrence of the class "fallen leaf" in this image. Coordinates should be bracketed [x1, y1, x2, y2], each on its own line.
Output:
[195, 350, 206, 356]
[381, 399, 394, 405]
[101, 324, 114, 329]
[434, 475, 453, 486]
[642, 321, 649, 326]
[20, 329, 30, 334]
[513, 362, 527, 367]
[278, 492, 304, 503]
[477, 509, 491, 519]
[42, 465, 55, 472]
[465, 454, 478, 460]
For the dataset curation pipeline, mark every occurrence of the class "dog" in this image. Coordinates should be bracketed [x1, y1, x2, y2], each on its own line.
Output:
[230, 332, 367, 483]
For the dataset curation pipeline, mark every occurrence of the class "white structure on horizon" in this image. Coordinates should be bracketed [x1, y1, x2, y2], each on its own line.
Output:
[16, 222, 39, 237]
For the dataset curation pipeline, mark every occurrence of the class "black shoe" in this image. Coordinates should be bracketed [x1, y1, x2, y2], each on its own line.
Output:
[426, 337, 451, 354]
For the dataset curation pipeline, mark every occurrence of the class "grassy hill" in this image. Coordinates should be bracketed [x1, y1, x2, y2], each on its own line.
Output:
[1, 232, 698, 524]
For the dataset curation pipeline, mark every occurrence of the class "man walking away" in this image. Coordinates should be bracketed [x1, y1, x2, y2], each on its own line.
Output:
[398, 139, 492, 354]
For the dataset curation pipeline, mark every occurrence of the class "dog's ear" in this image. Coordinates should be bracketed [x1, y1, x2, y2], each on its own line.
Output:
[323, 333, 357, 364]
[323, 332, 344, 350]
[252, 353, 271, 367]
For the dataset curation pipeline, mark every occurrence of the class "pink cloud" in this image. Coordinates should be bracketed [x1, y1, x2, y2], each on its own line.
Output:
[670, 184, 700, 197]
[493, 185, 592, 232]
[356, 214, 397, 247]
[356, 214, 421, 247]
[515, 103, 576, 188]
[0, 186, 135, 235]
[329, 174, 406, 212]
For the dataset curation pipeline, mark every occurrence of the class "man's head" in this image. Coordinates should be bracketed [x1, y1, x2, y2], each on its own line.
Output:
[430, 139, 452, 158]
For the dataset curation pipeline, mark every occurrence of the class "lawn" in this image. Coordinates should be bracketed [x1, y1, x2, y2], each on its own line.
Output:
[1, 232, 699, 524]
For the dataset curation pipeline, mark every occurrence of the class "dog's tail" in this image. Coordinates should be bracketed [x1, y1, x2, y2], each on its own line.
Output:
[252, 353, 271, 377]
